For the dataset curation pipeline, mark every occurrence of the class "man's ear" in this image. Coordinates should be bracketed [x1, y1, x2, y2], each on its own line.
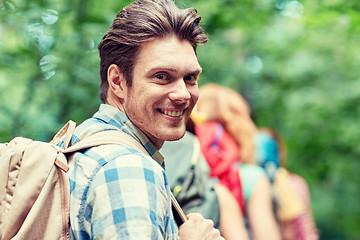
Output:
[107, 64, 127, 99]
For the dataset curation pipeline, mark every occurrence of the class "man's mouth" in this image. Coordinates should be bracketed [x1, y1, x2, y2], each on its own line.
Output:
[158, 109, 185, 117]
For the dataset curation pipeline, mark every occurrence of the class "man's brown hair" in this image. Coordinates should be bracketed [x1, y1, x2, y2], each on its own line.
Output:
[98, 0, 208, 103]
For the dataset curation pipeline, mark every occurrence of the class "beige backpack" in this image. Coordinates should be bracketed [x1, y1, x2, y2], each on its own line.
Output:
[0, 121, 186, 240]
[0, 121, 78, 240]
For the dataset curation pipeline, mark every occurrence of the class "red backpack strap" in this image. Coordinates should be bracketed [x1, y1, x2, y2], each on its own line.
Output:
[195, 122, 239, 176]
[195, 122, 245, 214]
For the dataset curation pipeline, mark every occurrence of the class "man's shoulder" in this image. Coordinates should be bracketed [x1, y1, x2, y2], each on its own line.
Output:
[77, 143, 165, 175]
[71, 118, 118, 144]
[70, 144, 168, 198]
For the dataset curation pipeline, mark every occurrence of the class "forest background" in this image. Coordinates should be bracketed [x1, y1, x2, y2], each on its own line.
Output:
[1, 0, 359, 239]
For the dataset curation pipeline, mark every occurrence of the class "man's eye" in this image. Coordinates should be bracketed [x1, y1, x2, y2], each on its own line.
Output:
[184, 75, 197, 82]
[155, 74, 169, 80]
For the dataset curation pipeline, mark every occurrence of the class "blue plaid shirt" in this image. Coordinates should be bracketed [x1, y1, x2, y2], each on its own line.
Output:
[69, 104, 178, 239]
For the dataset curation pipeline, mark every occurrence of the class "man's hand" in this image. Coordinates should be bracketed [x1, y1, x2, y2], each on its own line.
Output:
[178, 213, 224, 240]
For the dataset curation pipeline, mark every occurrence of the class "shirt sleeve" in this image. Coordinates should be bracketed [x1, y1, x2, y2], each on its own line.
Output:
[84, 152, 172, 239]
[240, 164, 266, 202]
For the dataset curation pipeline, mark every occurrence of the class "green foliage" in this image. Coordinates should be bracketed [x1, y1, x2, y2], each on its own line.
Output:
[1, 0, 359, 238]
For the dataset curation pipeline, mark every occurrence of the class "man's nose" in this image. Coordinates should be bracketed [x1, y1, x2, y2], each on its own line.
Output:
[168, 79, 191, 102]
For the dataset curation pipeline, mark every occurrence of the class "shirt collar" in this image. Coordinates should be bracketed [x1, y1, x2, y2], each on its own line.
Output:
[94, 104, 165, 166]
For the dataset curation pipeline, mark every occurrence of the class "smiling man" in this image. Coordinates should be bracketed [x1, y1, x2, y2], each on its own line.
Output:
[68, 0, 223, 239]
[106, 36, 202, 148]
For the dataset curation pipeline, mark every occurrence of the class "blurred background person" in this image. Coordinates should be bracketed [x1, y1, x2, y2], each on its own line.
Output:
[255, 128, 319, 240]
[193, 83, 281, 240]
[161, 128, 250, 240]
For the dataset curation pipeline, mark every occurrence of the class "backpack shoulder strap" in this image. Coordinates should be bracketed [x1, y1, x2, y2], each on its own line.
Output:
[50, 120, 76, 148]
[189, 136, 201, 166]
[64, 129, 187, 223]
[211, 123, 224, 149]
[63, 130, 146, 154]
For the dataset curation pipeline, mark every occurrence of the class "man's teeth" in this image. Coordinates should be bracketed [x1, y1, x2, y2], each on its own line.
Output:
[162, 110, 184, 117]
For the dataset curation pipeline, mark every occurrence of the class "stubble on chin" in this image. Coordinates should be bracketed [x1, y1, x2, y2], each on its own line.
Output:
[167, 124, 187, 141]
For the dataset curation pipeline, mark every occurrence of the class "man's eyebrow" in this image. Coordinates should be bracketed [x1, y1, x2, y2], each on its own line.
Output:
[189, 67, 202, 75]
[147, 66, 202, 75]
[147, 66, 177, 73]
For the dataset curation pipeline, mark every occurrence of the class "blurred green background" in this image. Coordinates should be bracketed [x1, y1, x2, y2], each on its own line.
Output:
[1, 0, 359, 239]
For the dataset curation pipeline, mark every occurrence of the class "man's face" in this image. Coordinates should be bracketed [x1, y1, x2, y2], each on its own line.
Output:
[122, 36, 202, 149]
